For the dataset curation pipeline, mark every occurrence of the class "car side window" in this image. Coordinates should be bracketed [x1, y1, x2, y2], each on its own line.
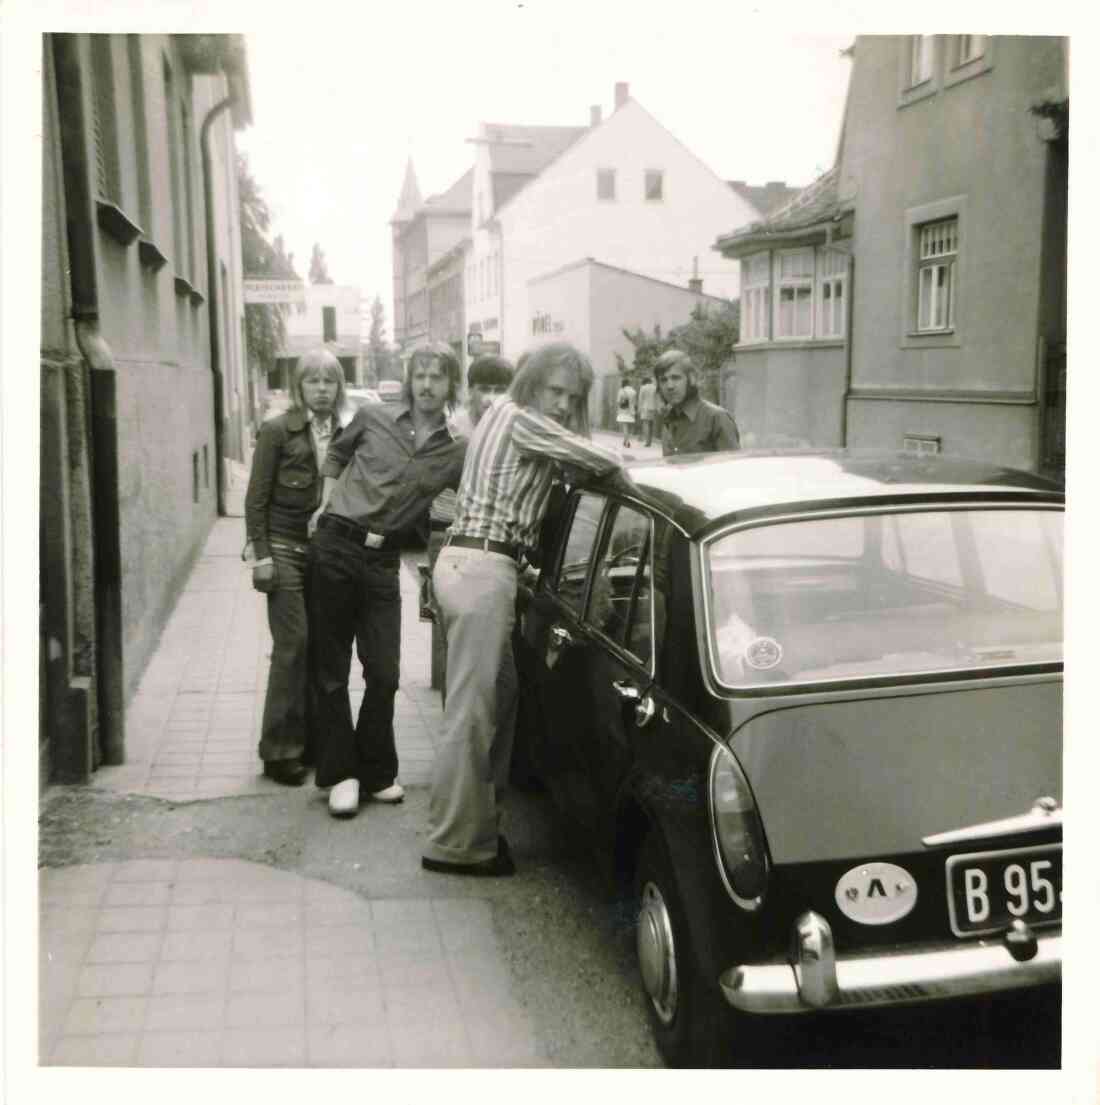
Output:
[553, 492, 606, 615]
[586, 504, 654, 669]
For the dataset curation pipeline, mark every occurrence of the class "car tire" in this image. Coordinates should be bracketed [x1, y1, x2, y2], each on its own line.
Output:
[634, 833, 730, 1067]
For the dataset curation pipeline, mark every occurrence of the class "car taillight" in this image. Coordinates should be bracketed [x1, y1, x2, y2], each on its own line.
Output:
[709, 745, 769, 910]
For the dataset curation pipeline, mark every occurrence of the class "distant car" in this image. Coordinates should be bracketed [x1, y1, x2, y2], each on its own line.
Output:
[513, 450, 1063, 1066]
[346, 387, 382, 410]
[377, 380, 403, 403]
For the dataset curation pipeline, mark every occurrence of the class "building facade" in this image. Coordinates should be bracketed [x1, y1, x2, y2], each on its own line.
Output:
[466, 83, 762, 363]
[718, 35, 1068, 478]
[391, 163, 471, 356]
[41, 33, 251, 783]
[273, 283, 363, 388]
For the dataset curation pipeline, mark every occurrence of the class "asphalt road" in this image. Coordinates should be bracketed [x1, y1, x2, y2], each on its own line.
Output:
[39, 781, 1059, 1069]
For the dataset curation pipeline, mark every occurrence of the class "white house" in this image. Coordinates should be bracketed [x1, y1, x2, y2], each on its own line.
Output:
[276, 283, 363, 386]
[464, 82, 762, 364]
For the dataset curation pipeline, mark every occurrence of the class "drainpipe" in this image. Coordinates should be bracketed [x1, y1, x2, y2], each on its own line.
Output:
[201, 94, 235, 515]
[52, 33, 126, 768]
[826, 223, 854, 447]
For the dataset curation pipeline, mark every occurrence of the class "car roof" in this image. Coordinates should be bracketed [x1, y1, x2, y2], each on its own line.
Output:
[608, 450, 1064, 539]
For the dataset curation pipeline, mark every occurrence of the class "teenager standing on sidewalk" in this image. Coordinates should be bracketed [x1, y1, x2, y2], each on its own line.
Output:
[615, 374, 637, 447]
[309, 343, 466, 819]
[637, 375, 659, 447]
[422, 342, 622, 877]
[244, 348, 350, 786]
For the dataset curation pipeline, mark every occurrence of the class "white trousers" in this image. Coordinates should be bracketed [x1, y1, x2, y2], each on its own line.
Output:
[424, 546, 518, 865]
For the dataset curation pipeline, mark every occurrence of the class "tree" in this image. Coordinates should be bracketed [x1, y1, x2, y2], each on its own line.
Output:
[619, 302, 740, 404]
[237, 153, 298, 372]
[667, 301, 740, 403]
[365, 296, 398, 384]
[309, 243, 333, 285]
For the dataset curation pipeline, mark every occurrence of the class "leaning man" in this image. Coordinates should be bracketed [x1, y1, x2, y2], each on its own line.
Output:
[652, 349, 740, 455]
[309, 343, 466, 818]
[422, 341, 622, 877]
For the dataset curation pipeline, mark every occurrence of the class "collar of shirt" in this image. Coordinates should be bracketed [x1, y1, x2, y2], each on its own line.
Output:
[396, 402, 460, 443]
[669, 396, 701, 423]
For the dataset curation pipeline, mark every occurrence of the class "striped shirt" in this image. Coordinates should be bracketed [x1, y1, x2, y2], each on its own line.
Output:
[450, 398, 620, 550]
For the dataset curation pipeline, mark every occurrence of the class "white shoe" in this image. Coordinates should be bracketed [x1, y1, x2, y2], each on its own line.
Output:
[328, 778, 360, 818]
[370, 783, 405, 804]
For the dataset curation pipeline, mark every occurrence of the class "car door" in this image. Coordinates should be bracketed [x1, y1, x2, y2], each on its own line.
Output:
[532, 494, 658, 833]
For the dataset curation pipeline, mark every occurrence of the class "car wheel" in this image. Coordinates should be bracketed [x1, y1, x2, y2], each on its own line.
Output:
[634, 834, 729, 1067]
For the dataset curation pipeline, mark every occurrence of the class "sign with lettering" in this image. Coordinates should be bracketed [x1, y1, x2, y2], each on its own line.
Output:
[244, 278, 307, 305]
[531, 312, 565, 337]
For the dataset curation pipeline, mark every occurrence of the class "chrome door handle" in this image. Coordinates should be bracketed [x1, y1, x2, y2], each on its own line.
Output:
[612, 680, 640, 701]
[611, 681, 656, 727]
[550, 625, 574, 648]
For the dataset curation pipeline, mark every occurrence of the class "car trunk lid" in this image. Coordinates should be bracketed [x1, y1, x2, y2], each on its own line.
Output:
[730, 680, 1061, 865]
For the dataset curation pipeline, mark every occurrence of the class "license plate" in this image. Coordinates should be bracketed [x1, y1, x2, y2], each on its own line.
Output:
[946, 844, 1062, 937]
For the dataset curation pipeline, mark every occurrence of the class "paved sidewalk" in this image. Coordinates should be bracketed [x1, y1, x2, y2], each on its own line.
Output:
[40, 858, 539, 1067]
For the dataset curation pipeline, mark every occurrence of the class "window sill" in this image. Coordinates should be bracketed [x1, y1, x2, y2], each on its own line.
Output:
[96, 199, 142, 247]
[736, 338, 845, 352]
[944, 57, 993, 89]
[907, 328, 955, 338]
[174, 275, 205, 305]
[897, 81, 938, 110]
[138, 238, 169, 272]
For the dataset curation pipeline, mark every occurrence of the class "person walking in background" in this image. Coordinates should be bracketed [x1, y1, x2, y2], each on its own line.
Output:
[653, 349, 740, 456]
[244, 348, 350, 787]
[423, 342, 623, 877]
[308, 342, 467, 819]
[615, 373, 637, 448]
[637, 374, 659, 447]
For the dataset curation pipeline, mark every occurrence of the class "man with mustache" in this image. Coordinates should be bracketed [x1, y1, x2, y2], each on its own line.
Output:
[308, 342, 465, 819]
[422, 342, 622, 876]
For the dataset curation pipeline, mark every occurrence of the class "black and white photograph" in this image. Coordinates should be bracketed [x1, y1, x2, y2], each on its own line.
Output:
[3, 0, 1095, 1098]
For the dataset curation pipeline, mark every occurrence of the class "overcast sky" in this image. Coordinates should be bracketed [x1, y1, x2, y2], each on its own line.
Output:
[236, 9, 853, 334]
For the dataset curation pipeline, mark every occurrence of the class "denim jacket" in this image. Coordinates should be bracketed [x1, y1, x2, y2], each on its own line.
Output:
[245, 410, 340, 559]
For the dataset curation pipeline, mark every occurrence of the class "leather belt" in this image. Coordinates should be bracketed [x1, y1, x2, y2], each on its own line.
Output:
[318, 513, 395, 549]
[445, 534, 519, 560]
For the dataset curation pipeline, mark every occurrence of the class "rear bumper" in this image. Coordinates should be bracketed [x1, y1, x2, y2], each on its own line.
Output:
[720, 914, 1060, 1014]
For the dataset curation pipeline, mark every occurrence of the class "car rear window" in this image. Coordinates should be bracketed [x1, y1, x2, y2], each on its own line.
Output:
[705, 508, 1063, 688]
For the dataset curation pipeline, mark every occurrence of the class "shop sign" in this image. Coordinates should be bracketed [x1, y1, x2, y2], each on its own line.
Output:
[244, 278, 306, 305]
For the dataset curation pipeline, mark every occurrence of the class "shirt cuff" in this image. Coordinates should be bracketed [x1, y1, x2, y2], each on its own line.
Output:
[250, 557, 274, 569]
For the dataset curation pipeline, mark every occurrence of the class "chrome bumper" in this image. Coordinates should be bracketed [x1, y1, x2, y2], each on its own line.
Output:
[720, 912, 1061, 1014]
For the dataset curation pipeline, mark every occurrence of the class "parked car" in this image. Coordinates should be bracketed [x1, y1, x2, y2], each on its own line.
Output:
[346, 387, 382, 410]
[377, 379, 403, 403]
[513, 450, 1063, 1066]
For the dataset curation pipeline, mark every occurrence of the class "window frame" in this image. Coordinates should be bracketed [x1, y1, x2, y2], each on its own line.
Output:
[772, 248, 816, 341]
[901, 196, 966, 349]
[945, 34, 995, 88]
[915, 217, 958, 333]
[740, 252, 771, 344]
[908, 34, 935, 87]
[550, 491, 608, 618]
[816, 248, 847, 339]
[644, 169, 664, 203]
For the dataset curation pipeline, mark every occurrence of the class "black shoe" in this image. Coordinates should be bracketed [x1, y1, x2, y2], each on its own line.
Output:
[263, 759, 308, 787]
[421, 836, 516, 878]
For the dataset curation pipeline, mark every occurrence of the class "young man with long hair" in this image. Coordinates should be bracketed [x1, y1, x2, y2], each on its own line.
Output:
[422, 342, 623, 876]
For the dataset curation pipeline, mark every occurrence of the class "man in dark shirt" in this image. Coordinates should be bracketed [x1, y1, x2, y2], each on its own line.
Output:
[308, 343, 466, 818]
[653, 349, 740, 456]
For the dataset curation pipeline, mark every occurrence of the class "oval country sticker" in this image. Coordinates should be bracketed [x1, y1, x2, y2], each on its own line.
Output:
[744, 637, 783, 671]
[835, 862, 918, 925]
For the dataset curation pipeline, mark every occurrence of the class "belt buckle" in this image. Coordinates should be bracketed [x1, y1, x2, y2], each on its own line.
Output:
[364, 531, 385, 549]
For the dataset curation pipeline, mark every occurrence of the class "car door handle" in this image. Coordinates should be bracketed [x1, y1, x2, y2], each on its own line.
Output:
[612, 680, 641, 701]
[612, 681, 656, 728]
[550, 625, 574, 649]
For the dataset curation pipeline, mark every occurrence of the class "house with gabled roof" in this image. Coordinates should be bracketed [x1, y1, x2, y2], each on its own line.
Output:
[391, 160, 473, 351]
[464, 82, 764, 403]
[716, 35, 1067, 479]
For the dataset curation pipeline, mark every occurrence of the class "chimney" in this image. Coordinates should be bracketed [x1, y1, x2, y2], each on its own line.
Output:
[614, 81, 629, 109]
[688, 256, 703, 294]
[590, 104, 602, 127]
